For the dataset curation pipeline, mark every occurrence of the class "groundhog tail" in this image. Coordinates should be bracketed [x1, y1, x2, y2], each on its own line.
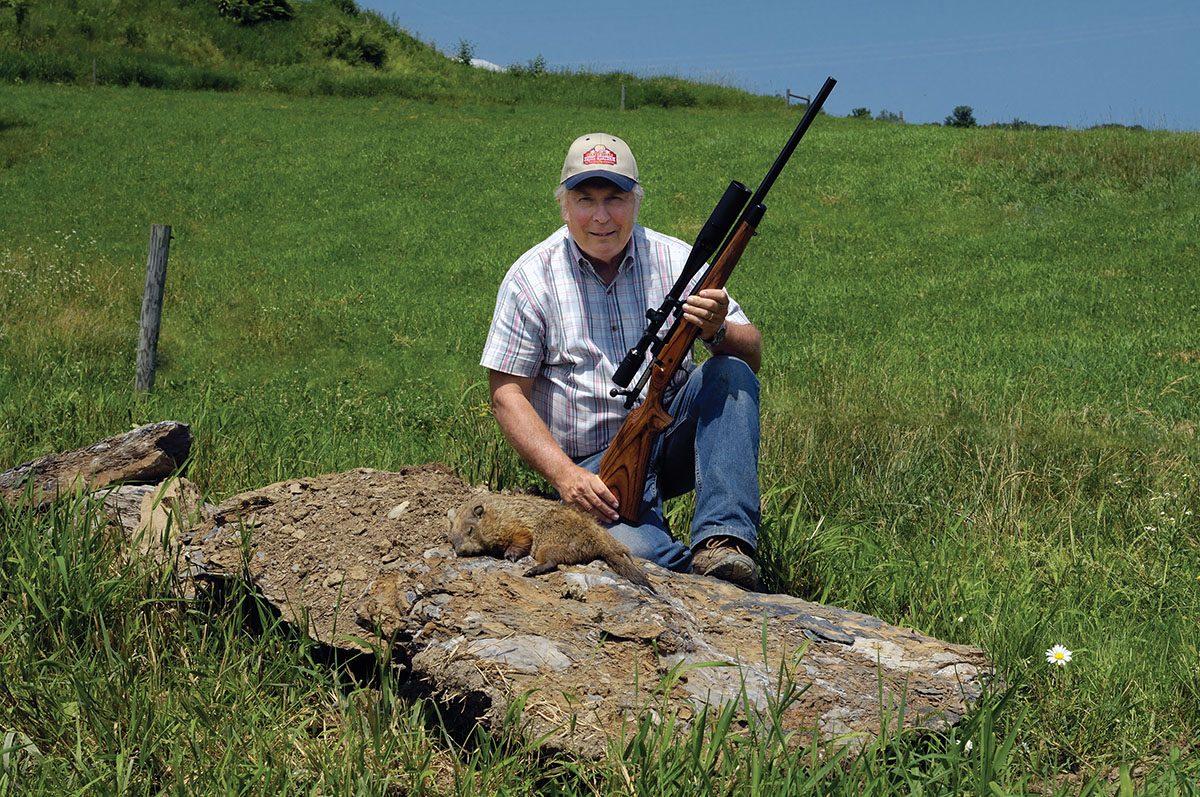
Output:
[607, 553, 655, 593]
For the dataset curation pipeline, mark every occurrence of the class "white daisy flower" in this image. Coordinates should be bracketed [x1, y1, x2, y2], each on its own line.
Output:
[1045, 644, 1072, 666]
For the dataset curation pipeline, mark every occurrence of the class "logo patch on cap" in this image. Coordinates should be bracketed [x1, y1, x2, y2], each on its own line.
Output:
[582, 145, 618, 167]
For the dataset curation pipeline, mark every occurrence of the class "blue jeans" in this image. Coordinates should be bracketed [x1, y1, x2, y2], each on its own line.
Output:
[574, 356, 761, 573]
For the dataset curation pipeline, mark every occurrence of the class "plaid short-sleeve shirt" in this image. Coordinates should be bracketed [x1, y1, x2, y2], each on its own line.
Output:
[481, 224, 750, 458]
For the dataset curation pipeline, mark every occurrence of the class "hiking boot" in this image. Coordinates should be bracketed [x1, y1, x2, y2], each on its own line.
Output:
[691, 536, 762, 591]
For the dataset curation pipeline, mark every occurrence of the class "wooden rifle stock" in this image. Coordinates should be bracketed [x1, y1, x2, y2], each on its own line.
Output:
[597, 215, 761, 521]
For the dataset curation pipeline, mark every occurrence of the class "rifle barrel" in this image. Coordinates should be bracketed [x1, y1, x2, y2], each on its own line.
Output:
[743, 76, 837, 216]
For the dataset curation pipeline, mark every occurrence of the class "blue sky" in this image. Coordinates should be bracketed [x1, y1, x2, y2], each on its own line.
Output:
[369, 0, 1198, 130]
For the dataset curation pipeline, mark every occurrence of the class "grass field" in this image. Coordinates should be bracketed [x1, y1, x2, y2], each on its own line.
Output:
[2, 82, 1199, 793]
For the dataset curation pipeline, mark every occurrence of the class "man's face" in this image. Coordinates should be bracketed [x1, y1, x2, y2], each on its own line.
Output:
[561, 179, 639, 269]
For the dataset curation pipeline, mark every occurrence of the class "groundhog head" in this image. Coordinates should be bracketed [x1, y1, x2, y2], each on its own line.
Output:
[447, 497, 488, 556]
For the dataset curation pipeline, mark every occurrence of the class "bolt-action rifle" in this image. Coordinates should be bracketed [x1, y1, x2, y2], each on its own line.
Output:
[597, 76, 837, 522]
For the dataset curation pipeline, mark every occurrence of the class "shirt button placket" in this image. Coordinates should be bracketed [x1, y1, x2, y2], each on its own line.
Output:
[608, 291, 623, 353]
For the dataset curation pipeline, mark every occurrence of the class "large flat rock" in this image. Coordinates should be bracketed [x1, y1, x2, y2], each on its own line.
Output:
[174, 466, 990, 757]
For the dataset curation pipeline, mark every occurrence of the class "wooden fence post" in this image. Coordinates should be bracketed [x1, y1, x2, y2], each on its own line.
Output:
[135, 224, 171, 394]
[785, 89, 811, 108]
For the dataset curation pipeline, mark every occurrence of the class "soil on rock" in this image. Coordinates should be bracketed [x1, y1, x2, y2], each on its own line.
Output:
[197, 464, 474, 652]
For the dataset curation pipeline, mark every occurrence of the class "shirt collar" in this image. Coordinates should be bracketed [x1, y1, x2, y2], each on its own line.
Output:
[567, 232, 637, 279]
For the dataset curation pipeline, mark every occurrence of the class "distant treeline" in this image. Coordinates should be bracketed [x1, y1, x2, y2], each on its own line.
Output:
[849, 104, 1150, 132]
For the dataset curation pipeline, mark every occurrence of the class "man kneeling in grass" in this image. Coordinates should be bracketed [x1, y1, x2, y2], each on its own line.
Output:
[481, 132, 764, 590]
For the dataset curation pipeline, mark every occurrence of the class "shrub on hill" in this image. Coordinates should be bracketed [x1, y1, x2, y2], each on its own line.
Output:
[317, 21, 385, 68]
[215, 0, 293, 25]
[326, 0, 358, 15]
[506, 53, 547, 77]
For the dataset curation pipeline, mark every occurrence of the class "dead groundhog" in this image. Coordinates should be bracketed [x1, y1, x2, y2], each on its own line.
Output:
[447, 492, 655, 592]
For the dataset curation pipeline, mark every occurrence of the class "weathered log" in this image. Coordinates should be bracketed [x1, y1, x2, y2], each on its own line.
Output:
[0, 421, 191, 507]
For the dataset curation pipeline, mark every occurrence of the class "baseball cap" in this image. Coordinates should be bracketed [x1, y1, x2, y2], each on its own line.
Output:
[560, 133, 639, 191]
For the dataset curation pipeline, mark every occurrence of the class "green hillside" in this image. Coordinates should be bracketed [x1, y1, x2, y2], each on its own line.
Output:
[0, 0, 770, 108]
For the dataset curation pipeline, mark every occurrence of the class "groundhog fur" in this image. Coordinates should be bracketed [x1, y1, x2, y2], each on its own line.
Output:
[447, 493, 654, 592]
